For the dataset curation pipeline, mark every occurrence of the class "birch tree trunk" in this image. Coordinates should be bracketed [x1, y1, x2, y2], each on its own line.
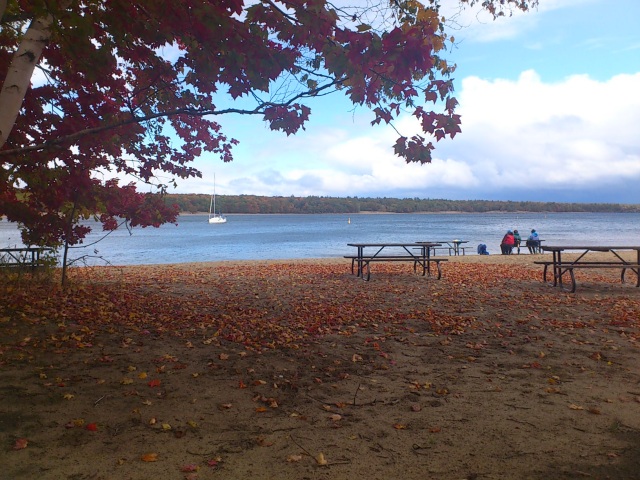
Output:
[0, 13, 54, 149]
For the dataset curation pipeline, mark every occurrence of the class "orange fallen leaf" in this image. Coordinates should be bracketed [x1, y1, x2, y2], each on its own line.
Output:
[141, 453, 158, 462]
[13, 438, 28, 450]
[393, 423, 407, 430]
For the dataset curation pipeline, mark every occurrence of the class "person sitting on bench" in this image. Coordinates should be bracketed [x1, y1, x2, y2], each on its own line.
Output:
[526, 229, 540, 253]
[500, 231, 515, 255]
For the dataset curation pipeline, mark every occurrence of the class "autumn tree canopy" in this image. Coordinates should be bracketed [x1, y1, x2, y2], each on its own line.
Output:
[0, 0, 537, 250]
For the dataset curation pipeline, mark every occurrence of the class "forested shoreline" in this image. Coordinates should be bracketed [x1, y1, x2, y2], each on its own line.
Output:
[167, 194, 640, 214]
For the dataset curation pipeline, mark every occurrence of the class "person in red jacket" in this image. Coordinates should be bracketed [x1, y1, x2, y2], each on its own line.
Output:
[500, 230, 515, 254]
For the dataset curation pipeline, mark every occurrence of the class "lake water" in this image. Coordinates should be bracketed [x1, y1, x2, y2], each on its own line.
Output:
[1, 212, 639, 266]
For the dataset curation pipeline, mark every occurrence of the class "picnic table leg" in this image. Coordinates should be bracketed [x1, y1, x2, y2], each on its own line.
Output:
[621, 266, 640, 287]
[356, 247, 364, 278]
[555, 251, 563, 287]
[567, 268, 577, 293]
[362, 261, 370, 281]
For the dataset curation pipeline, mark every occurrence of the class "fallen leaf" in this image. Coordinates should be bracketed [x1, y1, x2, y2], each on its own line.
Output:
[569, 404, 584, 410]
[148, 379, 161, 388]
[65, 418, 85, 428]
[13, 438, 28, 450]
[141, 453, 158, 462]
[316, 452, 328, 465]
[86, 423, 98, 431]
[287, 454, 303, 463]
[180, 464, 199, 472]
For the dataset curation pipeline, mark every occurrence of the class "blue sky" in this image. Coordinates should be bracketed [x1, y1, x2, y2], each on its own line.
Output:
[171, 0, 640, 203]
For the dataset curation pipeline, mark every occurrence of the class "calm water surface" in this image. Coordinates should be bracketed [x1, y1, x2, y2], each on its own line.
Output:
[1, 213, 639, 266]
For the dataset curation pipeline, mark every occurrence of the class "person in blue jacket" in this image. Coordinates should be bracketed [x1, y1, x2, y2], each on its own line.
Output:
[527, 229, 540, 253]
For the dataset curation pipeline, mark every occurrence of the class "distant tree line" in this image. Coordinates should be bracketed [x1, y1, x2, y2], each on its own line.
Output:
[166, 194, 640, 214]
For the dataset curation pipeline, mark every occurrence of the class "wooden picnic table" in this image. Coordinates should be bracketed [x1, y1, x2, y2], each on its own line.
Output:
[345, 242, 445, 281]
[536, 245, 640, 292]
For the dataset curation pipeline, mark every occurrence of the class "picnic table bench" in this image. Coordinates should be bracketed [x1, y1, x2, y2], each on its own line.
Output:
[346, 242, 447, 281]
[431, 240, 469, 256]
[0, 247, 53, 271]
[536, 245, 640, 293]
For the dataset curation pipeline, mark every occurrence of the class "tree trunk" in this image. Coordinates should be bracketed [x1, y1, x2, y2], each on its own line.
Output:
[0, 13, 54, 149]
[0, 0, 8, 23]
[61, 236, 69, 287]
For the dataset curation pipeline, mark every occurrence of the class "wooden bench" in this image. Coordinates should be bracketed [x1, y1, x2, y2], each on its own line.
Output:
[345, 255, 448, 281]
[534, 261, 640, 293]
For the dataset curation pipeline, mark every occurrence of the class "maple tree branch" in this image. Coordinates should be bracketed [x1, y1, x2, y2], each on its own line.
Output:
[264, 0, 299, 24]
[0, 79, 344, 158]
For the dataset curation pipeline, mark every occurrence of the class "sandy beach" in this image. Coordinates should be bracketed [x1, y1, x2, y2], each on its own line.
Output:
[1, 253, 640, 479]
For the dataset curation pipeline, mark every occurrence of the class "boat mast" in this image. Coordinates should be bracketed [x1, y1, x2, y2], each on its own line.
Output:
[213, 174, 217, 216]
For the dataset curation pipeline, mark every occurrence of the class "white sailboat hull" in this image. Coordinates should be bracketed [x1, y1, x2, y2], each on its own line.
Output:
[208, 215, 227, 224]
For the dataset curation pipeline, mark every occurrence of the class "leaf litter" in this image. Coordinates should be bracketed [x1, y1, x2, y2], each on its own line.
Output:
[2, 256, 640, 479]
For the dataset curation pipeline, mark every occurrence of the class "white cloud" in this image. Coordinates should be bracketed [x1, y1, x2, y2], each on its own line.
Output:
[175, 69, 640, 202]
[441, 70, 640, 190]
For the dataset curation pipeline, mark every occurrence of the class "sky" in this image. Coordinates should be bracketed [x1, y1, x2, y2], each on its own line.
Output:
[173, 0, 640, 203]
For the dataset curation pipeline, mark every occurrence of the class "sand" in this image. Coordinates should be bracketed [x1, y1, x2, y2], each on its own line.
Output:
[1, 252, 640, 479]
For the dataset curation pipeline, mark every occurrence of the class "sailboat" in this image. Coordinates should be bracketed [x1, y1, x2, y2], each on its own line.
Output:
[208, 176, 227, 224]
